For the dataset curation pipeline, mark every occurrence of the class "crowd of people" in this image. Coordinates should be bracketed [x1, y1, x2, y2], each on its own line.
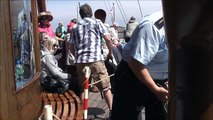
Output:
[38, 3, 168, 120]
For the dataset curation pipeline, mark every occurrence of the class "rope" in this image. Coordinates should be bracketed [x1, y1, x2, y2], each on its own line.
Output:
[115, 0, 127, 24]
[82, 66, 115, 119]
[38, 112, 60, 120]
[118, 0, 128, 23]
[137, 0, 143, 19]
[83, 74, 115, 86]
[52, 114, 60, 120]
[103, 1, 114, 23]
[104, 0, 114, 24]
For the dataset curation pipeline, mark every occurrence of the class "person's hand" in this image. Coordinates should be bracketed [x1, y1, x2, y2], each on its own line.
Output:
[154, 86, 169, 102]
[54, 53, 62, 60]
[107, 53, 113, 60]
[56, 37, 64, 41]
[58, 38, 65, 41]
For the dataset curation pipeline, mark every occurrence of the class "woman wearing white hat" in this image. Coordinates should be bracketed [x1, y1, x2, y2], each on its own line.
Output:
[38, 11, 55, 37]
[38, 11, 64, 61]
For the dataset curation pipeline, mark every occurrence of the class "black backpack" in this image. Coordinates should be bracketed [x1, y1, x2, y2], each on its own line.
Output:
[41, 75, 69, 94]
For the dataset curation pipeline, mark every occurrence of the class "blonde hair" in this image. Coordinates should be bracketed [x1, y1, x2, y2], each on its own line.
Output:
[39, 32, 48, 45]
[43, 36, 58, 51]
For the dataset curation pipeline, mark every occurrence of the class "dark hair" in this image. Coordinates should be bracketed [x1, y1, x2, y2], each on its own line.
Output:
[94, 9, 106, 23]
[79, 3, 93, 19]
[71, 18, 77, 24]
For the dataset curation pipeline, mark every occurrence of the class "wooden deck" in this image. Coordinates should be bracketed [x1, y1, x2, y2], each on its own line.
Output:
[88, 91, 111, 120]
[87, 91, 145, 120]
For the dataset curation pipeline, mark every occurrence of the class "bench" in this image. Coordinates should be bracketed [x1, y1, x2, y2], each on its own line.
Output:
[41, 90, 83, 120]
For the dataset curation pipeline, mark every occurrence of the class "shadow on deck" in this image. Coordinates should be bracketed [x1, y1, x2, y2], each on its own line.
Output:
[88, 91, 110, 120]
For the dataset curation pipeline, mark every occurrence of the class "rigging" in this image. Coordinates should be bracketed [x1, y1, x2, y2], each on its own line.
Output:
[137, 0, 143, 19]
[116, 0, 127, 24]
[104, 0, 114, 24]
[118, 0, 128, 23]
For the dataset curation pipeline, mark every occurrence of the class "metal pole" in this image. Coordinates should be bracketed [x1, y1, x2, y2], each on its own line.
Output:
[83, 66, 91, 120]
[113, 3, 115, 23]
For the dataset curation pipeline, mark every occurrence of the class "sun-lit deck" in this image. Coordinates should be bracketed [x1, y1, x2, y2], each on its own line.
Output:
[87, 91, 145, 120]
[88, 91, 111, 120]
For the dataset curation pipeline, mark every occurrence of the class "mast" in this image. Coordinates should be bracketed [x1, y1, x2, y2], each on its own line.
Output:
[37, 0, 46, 12]
[77, 3, 79, 21]
[113, 2, 115, 23]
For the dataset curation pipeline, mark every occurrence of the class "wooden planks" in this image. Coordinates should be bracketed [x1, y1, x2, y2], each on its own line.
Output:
[88, 91, 111, 119]
[41, 90, 83, 120]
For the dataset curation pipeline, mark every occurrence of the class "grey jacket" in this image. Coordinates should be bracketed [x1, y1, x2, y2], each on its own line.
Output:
[40, 48, 71, 80]
[125, 21, 138, 38]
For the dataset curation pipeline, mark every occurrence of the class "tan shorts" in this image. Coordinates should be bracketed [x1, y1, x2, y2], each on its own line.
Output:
[76, 61, 111, 93]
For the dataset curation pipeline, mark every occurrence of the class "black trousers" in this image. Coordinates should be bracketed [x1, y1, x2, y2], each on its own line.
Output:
[111, 60, 167, 120]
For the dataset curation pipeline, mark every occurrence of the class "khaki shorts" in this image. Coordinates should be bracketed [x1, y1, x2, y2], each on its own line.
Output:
[76, 61, 111, 93]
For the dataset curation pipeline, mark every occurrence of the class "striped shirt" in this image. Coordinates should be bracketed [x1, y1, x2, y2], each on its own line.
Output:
[71, 17, 109, 63]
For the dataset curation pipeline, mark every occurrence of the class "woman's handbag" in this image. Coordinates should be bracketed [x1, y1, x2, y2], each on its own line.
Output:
[41, 75, 70, 94]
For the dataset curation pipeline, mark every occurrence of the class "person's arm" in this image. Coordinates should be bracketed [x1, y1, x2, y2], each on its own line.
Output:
[56, 36, 64, 41]
[103, 34, 113, 59]
[128, 57, 168, 101]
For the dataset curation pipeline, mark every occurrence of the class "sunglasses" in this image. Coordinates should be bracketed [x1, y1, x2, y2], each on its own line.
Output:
[53, 44, 59, 48]
[40, 16, 48, 21]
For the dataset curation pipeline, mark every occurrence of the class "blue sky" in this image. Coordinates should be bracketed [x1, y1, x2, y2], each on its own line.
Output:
[46, 0, 162, 31]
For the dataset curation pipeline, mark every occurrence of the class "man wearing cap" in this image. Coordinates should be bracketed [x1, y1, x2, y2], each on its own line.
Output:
[111, 11, 168, 120]
[125, 16, 138, 42]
